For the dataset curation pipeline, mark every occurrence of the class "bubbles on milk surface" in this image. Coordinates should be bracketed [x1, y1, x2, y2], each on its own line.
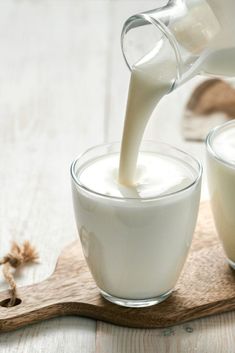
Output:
[79, 153, 195, 199]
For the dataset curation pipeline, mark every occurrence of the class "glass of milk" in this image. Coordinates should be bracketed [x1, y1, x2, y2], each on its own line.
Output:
[71, 141, 202, 308]
[206, 121, 235, 269]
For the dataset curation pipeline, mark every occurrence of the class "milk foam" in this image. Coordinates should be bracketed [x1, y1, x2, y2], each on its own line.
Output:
[79, 152, 195, 199]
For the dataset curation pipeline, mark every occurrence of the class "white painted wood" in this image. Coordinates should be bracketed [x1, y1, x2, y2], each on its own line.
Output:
[97, 312, 235, 353]
[0, 0, 233, 352]
[0, 0, 110, 287]
[0, 318, 96, 353]
[0, 0, 108, 350]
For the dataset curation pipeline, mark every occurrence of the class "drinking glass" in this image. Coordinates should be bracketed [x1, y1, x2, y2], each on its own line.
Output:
[71, 141, 202, 307]
[206, 121, 235, 268]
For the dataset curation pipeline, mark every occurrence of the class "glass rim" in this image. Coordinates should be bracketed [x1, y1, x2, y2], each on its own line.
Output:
[206, 120, 235, 169]
[70, 141, 202, 202]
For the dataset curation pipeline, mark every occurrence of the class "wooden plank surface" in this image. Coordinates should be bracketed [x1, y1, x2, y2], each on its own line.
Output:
[0, 0, 108, 351]
[0, 0, 233, 352]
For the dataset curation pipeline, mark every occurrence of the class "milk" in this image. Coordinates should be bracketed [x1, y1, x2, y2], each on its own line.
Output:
[170, 0, 220, 55]
[72, 144, 201, 301]
[207, 122, 235, 265]
[118, 45, 177, 186]
[171, 0, 235, 76]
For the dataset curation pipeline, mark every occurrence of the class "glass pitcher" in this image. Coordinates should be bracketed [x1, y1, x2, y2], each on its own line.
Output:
[121, 0, 235, 89]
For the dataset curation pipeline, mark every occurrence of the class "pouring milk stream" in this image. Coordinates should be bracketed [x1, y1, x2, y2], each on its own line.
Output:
[119, 0, 235, 186]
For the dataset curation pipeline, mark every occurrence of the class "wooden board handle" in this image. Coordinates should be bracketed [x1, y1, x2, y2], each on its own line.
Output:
[0, 274, 81, 332]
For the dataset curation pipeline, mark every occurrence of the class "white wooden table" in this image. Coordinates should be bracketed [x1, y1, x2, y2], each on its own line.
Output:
[0, 1, 234, 352]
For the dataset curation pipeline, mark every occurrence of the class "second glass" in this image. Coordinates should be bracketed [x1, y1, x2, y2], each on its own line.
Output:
[207, 121, 235, 269]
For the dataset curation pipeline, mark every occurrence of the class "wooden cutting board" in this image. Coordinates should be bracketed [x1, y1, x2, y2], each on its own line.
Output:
[0, 202, 235, 333]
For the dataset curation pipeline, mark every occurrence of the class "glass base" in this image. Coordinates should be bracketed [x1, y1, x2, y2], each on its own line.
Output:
[228, 258, 235, 270]
[100, 289, 172, 308]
